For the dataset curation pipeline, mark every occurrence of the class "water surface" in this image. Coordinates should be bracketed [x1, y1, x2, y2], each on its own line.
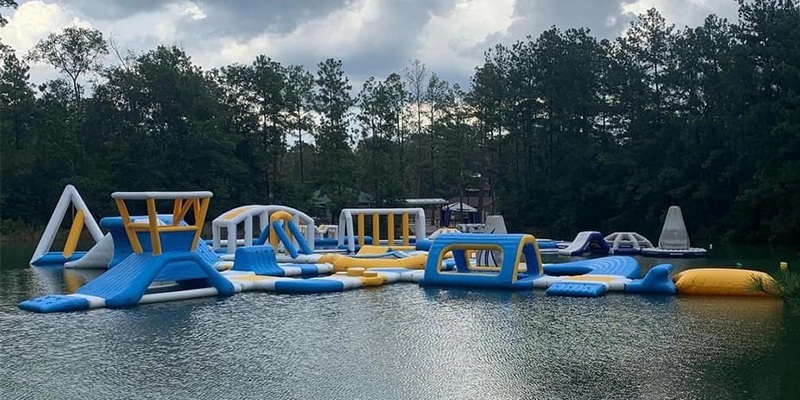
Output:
[1, 242, 799, 400]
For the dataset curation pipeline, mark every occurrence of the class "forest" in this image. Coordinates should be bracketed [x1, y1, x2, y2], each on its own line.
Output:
[0, 0, 798, 245]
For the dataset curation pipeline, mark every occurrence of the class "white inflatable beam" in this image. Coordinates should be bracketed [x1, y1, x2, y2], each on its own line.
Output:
[30, 185, 104, 265]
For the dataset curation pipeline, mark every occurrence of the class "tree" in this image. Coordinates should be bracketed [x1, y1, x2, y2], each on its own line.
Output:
[404, 59, 428, 195]
[250, 55, 287, 201]
[28, 27, 108, 103]
[0, 45, 36, 222]
[313, 58, 355, 218]
[356, 73, 407, 203]
[1, 3, 799, 246]
[284, 65, 316, 183]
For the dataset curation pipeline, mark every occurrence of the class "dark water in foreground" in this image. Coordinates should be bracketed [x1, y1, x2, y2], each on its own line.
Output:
[1, 242, 799, 400]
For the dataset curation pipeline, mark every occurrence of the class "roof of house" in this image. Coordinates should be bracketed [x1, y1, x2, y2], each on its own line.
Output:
[406, 198, 449, 206]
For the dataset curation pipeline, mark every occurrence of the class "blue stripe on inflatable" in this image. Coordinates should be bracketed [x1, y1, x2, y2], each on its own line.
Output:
[286, 220, 313, 255]
[536, 240, 558, 249]
[273, 279, 345, 294]
[546, 282, 607, 297]
[353, 251, 409, 259]
[30, 251, 87, 266]
[18, 294, 90, 313]
[255, 225, 270, 246]
[271, 220, 299, 258]
[293, 264, 327, 277]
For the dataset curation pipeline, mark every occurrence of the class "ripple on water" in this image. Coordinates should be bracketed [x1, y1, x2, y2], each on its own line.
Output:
[1, 270, 798, 400]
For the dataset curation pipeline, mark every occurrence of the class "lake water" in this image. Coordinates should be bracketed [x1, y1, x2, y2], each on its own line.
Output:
[1, 242, 799, 400]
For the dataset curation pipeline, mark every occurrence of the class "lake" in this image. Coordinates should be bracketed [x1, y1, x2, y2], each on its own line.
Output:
[1, 242, 799, 400]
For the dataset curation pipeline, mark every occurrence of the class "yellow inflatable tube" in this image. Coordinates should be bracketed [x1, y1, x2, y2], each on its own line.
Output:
[333, 254, 428, 272]
[673, 268, 778, 296]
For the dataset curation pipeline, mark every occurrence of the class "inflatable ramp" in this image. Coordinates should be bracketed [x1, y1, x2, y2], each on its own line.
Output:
[19, 252, 236, 313]
[558, 231, 610, 256]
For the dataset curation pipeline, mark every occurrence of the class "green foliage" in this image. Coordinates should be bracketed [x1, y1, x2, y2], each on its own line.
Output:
[752, 270, 800, 307]
[1, 4, 799, 245]
[312, 58, 356, 219]
[774, 271, 800, 307]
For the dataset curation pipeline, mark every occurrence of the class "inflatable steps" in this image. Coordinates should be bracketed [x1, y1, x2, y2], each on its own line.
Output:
[231, 246, 333, 277]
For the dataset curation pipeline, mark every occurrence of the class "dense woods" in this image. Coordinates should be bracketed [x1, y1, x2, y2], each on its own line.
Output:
[1, 1, 798, 245]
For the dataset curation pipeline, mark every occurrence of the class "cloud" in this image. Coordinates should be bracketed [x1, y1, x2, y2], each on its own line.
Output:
[621, 0, 739, 29]
[416, 0, 516, 86]
[1, 1, 90, 51]
[48, 0, 354, 37]
[3, 0, 744, 91]
[187, 0, 461, 84]
[0, 1, 94, 84]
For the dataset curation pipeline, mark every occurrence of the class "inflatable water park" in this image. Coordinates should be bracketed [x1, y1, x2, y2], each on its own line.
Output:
[19, 185, 778, 313]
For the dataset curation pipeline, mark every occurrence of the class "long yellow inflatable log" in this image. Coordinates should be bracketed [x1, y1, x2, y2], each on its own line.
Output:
[673, 268, 778, 296]
[333, 254, 428, 272]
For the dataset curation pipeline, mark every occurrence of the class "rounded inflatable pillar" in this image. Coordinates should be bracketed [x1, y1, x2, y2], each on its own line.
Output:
[269, 211, 293, 254]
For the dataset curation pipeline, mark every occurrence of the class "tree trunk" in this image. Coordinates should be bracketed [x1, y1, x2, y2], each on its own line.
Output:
[298, 123, 304, 182]
[72, 77, 80, 104]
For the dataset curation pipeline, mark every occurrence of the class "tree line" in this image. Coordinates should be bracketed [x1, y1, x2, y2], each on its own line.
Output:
[1, 0, 798, 245]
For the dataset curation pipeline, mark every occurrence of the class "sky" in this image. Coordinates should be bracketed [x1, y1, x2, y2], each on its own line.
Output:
[1, 0, 741, 90]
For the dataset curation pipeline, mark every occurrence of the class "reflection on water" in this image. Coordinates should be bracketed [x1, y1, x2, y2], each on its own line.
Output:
[1, 246, 799, 399]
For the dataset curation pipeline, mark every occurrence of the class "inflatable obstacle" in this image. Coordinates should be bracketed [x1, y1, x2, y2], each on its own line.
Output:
[418, 233, 675, 297]
[19, 191, 237, 313]
[337, 208, 426, 252]
[330, 245, 428, 272]
[641, 206, 707, 257]
[212, 210, 338, 273]
[604, 232, 654, 255]
[29, 185, 105, 266]
[421, 233, 543, 289]
[558, 231, 610, 256]
[211, 205, 317, 254]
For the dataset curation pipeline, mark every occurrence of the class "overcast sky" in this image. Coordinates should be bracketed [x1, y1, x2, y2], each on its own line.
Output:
[1, 0, 740, 89]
